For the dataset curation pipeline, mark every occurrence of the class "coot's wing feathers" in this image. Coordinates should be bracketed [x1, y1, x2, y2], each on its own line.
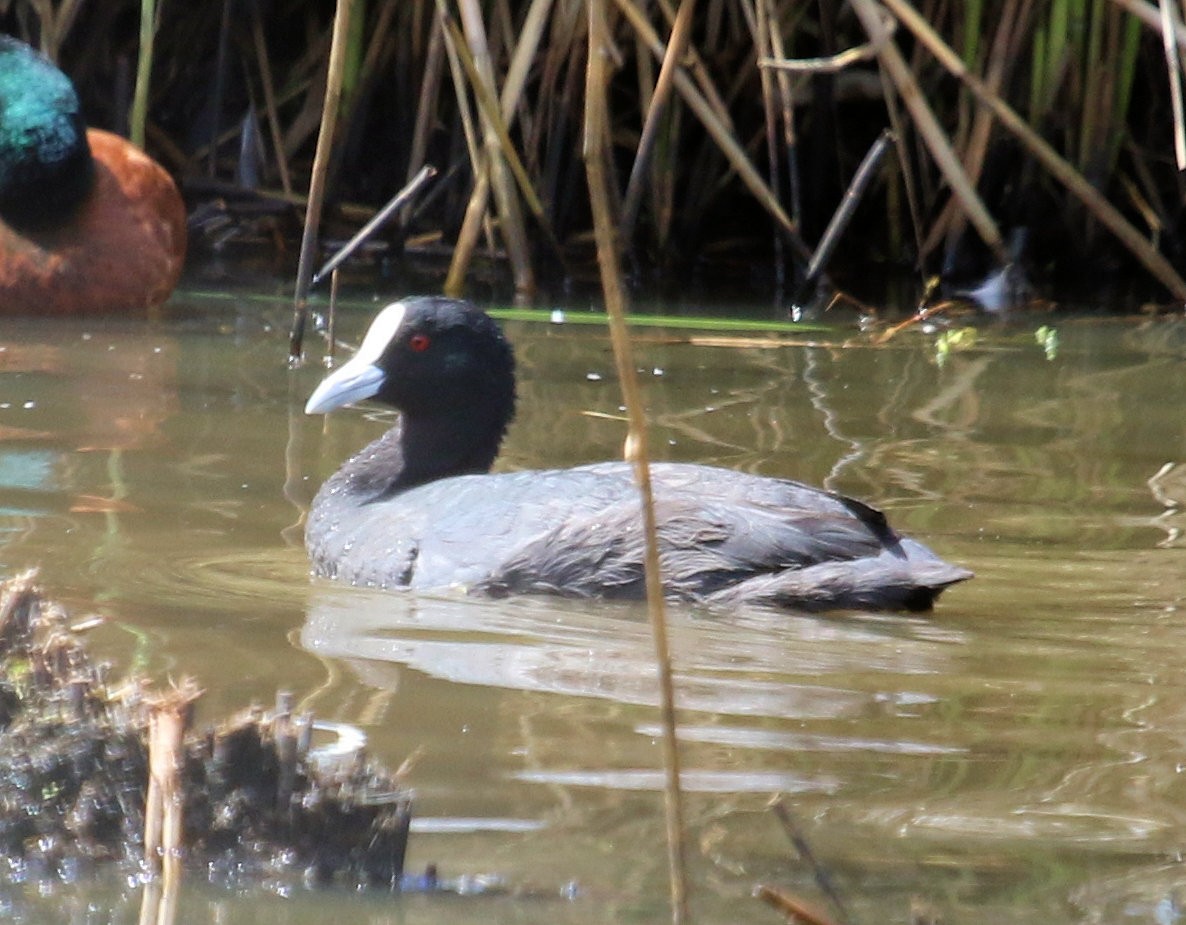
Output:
[310, 459, 970, 610]
[309, 463, 636, 589]
[702, 537, 972, 612]
[475, 462, 957, 608]
[306, 497, 428, 587]
[408, 468, 622, 587]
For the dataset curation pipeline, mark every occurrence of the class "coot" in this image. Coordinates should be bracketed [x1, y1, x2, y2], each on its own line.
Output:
[304, 297, 972, 611]
[0, 36, 186, 314]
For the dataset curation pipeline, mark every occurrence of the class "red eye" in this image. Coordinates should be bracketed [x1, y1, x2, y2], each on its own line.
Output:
[408, 333, 431, 352]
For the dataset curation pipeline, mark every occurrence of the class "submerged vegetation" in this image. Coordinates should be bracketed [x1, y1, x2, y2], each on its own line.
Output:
[3, 0, 1185, 305]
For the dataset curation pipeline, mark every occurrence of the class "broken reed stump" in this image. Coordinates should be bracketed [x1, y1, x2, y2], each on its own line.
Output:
[0, 570, 412, 888]
[144, 681, 201, 883]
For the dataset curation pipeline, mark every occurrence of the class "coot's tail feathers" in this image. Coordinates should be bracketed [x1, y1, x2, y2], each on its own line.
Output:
[702, 539, 973, 613]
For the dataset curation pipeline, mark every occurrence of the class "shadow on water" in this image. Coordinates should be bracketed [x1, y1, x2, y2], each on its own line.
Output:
[3, 296, 1186, 921]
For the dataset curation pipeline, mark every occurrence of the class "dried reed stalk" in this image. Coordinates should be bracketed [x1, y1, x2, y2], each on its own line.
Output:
[290, 0, 356, 361]
[455, 0, 535, 295]
[440, 17, 556, 232]
[621, 0, 697, 239]
[437, 0, 496, 294]
[311, 165, 438, 286]
[250, 0, 293, 194]
[751, 0, 790, 288]
[31, 0, 83, 61]
[502, 0, 557, 116]
[651, 0, 734, 122]
[145, 681, 202, 882]
[762, 1, 805, 242]
[1159, 0, 1186, 168]
[406, 11, 446, 194]
[804, 129, 893, 287]
[585, 3, 688, 922]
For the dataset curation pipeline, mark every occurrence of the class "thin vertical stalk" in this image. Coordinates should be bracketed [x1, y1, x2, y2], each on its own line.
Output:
[209, 0, 232, 176]
[962, 0, 984, 66]
[752, 0, 788, 290]
[252, 2, 293, 194]
[405, 12, 446, 233]
[290, 0, 355, 361]
[346, 1, 400, 136]
[538, 9, 587, 227]
[502, 0, 556, 119]
[585, 3, 688, 923]
[621, 0, 697, 238]
[1045, 0, 1071, 120]
[1077, 0, 1107, 174]
[1108, 7, 1142, 177]
[764, 2, 805, 244]
[876, 60, 928, 269]
[440, 16, 554, 224]
[342, 0, 368, 104]
[439, 0, 496, 296]
[144, 683, 200, 883]
[1160, 0, 1186, 167]
[130, 0, 155, 148]
[456, 0, 535, 296]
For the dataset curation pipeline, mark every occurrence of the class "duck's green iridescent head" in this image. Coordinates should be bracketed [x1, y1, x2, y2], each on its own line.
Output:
[0, 36, 94, 229]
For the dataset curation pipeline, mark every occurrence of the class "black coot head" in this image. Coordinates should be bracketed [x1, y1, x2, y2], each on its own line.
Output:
[306, 297, 516, 420]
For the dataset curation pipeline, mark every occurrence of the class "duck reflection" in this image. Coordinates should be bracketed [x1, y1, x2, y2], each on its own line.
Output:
[0, 325, 178, 557]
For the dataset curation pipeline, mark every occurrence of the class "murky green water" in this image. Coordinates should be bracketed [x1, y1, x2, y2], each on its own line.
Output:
[2, 292, 1186, 923]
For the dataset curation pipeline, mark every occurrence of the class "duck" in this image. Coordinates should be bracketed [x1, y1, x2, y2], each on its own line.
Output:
[0, 36, 186, 314]
[304, 297, 972, 612]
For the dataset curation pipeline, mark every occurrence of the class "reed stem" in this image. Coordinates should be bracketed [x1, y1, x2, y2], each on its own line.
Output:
[130, 0, 155, 148]
[585, 3, 689, 922]
[251, 1, 293, 194]
[290, 0, 356, 361]
[456, 0, 536, 295]
[622, 0, 697, 240]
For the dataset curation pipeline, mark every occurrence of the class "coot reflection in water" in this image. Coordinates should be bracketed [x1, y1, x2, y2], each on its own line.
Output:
[303, 298, 971, 612]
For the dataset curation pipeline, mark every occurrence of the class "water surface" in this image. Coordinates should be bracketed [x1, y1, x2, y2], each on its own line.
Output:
[1, 294, 1185, 923]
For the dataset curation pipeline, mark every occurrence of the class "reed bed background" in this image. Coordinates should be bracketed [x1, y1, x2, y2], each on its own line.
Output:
[6, 0, 1186, 304]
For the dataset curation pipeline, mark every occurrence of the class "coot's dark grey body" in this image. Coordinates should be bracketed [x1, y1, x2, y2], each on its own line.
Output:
[305, 298, 971, 612]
